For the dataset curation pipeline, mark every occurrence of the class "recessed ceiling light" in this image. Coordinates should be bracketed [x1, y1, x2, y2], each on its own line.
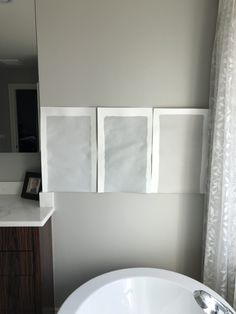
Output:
[0, 59, 23, 66]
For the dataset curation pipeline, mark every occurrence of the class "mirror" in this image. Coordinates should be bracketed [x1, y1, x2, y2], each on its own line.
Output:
[0, 0, 39, 153]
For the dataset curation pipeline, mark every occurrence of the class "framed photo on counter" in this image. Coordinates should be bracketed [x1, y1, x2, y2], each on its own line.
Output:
[21, 172, 42, 201]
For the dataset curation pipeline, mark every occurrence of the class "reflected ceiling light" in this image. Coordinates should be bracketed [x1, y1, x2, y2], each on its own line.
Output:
[0, 59, 23, 66]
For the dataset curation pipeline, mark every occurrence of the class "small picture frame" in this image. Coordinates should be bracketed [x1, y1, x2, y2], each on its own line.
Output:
[21, 172, 42, 201]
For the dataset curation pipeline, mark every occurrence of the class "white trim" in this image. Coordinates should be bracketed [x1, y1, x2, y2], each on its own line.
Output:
[151, 109, 160, 193]
[41, 107, 97, 192]
[97, 109, 105, 193]
[97, 107, 153, 193]
[36, 82, 41, 151]
[0, 182, 23, 195]
[41, 107, 48, 192]
[152, 108, 209, 193]
[8, 84, 37, 152]
[200, 111, 209, 193]
[39, 192, 54, 208]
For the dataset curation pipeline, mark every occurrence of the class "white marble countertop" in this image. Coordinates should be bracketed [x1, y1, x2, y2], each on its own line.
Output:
[0, 195, 55, 227]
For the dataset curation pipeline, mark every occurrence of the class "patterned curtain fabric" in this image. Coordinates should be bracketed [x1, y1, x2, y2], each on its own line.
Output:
[203, 0, 236, 308]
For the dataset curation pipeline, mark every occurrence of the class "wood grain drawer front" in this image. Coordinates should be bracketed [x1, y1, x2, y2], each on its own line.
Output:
[0, 252, 33, 275]
[0, 228, 33, 251]
[0, 276, 35, 312]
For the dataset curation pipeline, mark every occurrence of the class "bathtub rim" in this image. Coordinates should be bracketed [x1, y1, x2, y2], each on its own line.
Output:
[58, 267, 234, 314]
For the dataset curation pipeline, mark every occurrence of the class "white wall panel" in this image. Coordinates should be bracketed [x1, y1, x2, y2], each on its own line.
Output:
[41, 107, 96, 192]
[152, 109, 208, 193]
[98, 108, 152, 193]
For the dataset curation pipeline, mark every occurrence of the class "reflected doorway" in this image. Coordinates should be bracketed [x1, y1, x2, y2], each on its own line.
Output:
[9, 84, 39, 152]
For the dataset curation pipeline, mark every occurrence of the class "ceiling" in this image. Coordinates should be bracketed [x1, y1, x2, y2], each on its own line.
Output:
[0, 0, 37, 67]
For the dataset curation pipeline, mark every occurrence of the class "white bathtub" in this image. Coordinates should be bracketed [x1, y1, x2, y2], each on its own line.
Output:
[58, 268, 234, 314]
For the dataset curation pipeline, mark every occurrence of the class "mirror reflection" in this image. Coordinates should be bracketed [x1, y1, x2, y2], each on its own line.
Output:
[0, 0, 39, 152]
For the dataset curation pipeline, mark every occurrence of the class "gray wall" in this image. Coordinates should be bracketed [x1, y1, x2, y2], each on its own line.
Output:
[0, 153, 41, 181]
[53, 193, 204, 305]
[36, 0, 218, 308]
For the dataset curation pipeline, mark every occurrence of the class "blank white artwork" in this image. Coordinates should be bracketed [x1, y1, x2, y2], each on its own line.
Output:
[98, 108, 153, 193]
[41, 107, 96, 192]
[152, 109, 208, 194]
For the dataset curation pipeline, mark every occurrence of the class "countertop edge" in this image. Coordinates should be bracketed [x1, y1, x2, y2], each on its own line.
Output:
[0, 207, 55, 227]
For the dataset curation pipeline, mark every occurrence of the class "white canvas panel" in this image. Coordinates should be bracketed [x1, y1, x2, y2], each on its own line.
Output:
[152, 109, 208, 193]
[41, 107, 96, 192]
[98, 108, 152, 193]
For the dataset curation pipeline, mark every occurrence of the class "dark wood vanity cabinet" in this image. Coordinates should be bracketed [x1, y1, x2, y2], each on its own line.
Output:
[0, 219, 54, 314]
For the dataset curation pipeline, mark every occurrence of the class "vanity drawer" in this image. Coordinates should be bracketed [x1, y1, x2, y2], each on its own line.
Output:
[0, 252, 33, 275]
[0, 276, 35, 312]
[0, 227, 33, 251]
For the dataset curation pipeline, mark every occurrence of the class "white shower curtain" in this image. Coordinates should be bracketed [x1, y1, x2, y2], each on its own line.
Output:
[203, 0, 236, 308]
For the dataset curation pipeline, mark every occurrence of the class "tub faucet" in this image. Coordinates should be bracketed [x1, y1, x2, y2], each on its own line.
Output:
[194, 290, 235, 314]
